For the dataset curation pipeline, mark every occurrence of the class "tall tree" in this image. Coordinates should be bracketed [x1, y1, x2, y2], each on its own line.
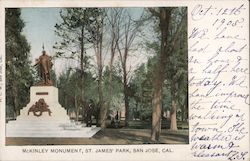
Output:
[148, 7, 187, 141]
[148, 8, 172, 141]
[106, 8, 123, 127]
[54, 8, 95, 121]
[167, 8, 187, 131]
[6, 8, 33, 118]
[87, 8, 107, 128]
[117, 10, 144, 126]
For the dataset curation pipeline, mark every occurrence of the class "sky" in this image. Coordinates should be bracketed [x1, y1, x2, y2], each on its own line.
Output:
[20, 8, 152, 77]
[21, 8, 62, 74]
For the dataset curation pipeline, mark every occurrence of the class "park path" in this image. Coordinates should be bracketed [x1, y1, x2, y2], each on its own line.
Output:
[6, 129, 188, 145]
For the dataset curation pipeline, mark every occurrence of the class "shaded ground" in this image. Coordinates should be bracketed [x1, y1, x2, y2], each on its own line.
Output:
[6, 129, 188, 145]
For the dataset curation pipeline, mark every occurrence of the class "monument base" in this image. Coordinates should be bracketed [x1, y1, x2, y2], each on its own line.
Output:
[6, 86, 100, 138]
[6, 121, 101, 138]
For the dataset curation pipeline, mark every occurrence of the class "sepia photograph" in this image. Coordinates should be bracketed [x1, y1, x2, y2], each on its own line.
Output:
[5, 7, 188, 145]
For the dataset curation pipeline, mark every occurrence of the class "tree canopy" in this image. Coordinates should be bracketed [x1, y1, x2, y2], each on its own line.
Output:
[6, 8, 34, 118]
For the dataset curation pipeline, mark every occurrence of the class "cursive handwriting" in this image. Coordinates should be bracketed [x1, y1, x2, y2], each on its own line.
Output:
[191, 4, 246, 21]
[189, 2, 249, 160]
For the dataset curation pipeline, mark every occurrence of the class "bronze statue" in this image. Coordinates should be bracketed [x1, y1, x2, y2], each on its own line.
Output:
[34, 46, 53, 86]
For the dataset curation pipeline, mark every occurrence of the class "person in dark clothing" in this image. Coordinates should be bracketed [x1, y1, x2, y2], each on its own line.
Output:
[114, 111, 119, 128]
[86, 100, 94, 127]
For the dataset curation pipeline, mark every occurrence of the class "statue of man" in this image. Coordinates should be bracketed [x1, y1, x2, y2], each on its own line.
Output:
[34, 49, 53, 85]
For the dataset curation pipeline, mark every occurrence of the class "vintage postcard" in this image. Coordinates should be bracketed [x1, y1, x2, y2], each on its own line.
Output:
[0, 0, 249, 161]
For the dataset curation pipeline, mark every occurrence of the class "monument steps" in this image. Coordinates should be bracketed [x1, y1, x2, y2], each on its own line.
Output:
[6, 121, 101, 138]
[7, 121, 90, 130]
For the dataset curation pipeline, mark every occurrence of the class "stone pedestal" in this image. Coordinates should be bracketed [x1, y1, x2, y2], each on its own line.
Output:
[17, 86, 69, 121]
[6, 86, 100, 138]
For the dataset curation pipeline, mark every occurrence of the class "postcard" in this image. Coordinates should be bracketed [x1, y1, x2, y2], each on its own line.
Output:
[0, 0, 249, 161]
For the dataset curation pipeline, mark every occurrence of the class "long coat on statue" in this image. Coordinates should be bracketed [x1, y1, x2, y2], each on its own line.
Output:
[34, 51, 53, 85]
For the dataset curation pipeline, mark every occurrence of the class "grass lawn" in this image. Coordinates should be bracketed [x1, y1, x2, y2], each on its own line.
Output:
[6, 128, 188, 145]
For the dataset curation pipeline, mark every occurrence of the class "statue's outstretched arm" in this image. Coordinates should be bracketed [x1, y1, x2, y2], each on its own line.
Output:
[33, 59, 40, 67]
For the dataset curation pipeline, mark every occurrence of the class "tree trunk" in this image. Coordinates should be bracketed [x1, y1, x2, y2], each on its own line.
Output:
[12, 97, 16, 119]
[124, 83, 129, 127]
[108, 62, 114, 103]
[12, 84, 19, 118]
[151, 84, 162, 141]
[97, 19, 106, 129]
[107, 32, 116, 126]
[170, 99, 178, 131]
[95, 102, 100, 126]
[185, 94, 188, 121]
[75, 94, 79, 122]
[14, 97, 19, 116]
[64, 92, 67, 114]
[181, 107, 184, 122]
[151, 8, 171, 142]
[98, 75, 105, 128]
[181, 95, 188, 122]
[80, 26, 85, 121]
[122, 50, 130, 127]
